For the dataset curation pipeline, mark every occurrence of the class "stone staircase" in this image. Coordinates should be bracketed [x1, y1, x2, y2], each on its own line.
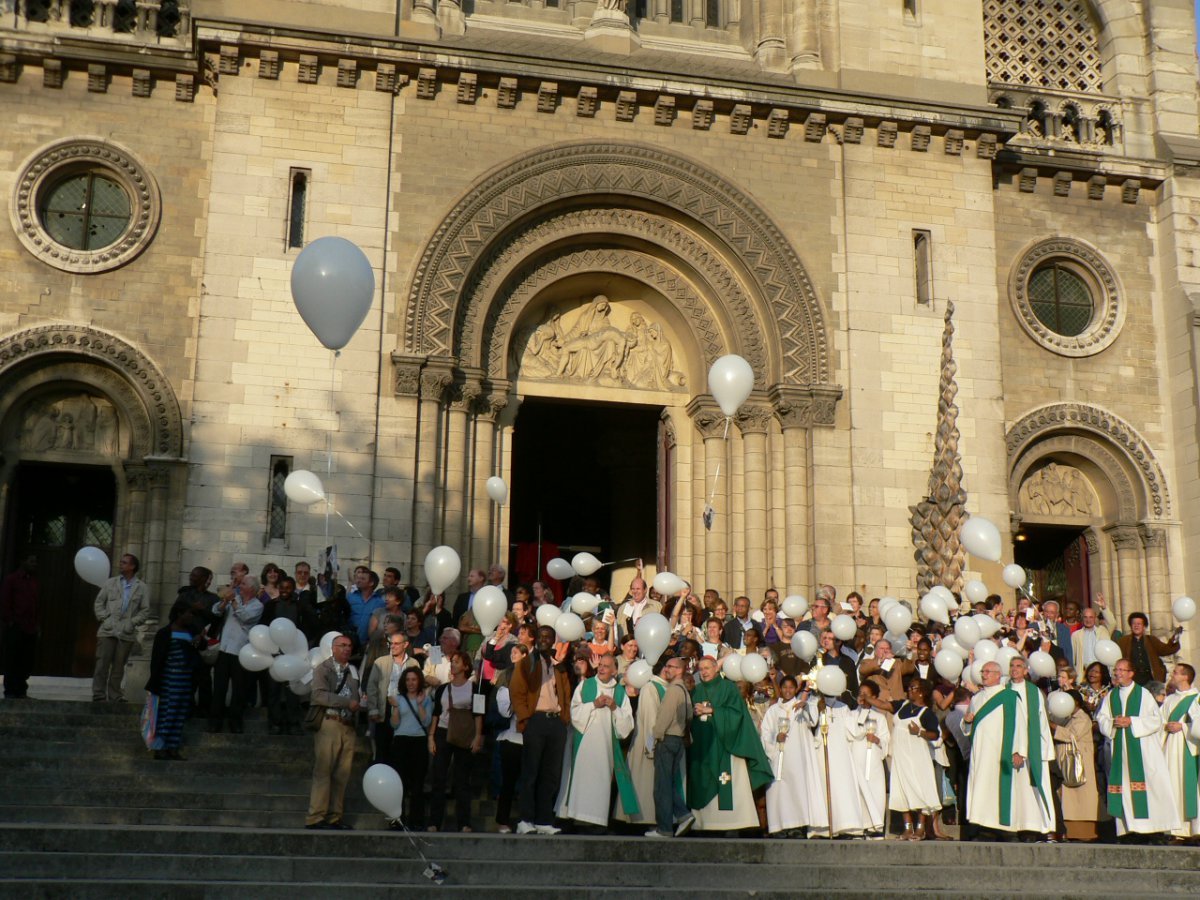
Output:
[2, 698, 1200, 897]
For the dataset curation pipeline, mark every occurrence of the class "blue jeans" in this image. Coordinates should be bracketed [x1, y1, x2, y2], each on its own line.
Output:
[653, 735, 689, 834]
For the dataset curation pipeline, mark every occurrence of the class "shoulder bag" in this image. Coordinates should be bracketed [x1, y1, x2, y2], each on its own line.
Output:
[304, 666, 351, 733]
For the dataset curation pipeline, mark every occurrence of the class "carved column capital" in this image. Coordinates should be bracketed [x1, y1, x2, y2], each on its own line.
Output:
[685, 395, 728, 440]
[768, 384, 843, 430]
[391, 352, 424, 397]
[450, 379, 482, 413]
[1105, 523, 1141, 552]
[734, 404, 774, 436]
[474, 380, 511, 423]
[124, 462, 149, 490]
[419, 357, 456, 403]
[1138, 525, 1167, 551]
[659, 409, 677, 450]
[1083, 528, 1101, 556]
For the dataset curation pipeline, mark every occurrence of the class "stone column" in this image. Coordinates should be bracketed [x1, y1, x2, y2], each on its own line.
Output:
[471, 385, 510, 571]
[1140, 525, 1171, 632]
[736, 404, 773, 603]
[391, 355, 424, 576]
[443, 377, 480, 563]
[1106, 524, 1144, 623]
[789, 0, 820, 72]
[145, 463, 172, 621]
[414, 362, 453, 587]
[770, 386, 817, 597]
[1083, 528, 1105, 606]
[122, 463, 149, 565]
[688, 397, 729, 600]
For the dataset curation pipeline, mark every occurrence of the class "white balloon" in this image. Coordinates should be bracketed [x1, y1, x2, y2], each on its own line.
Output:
[268, 617, 298, 650]
[968, 660, 987, 687]
[707, 354, 755, 417]
[954, 617, 981, 648]
[283, 470, 326, 506]
[1094, 639, 1121, 667]
[791, 631, 818, 662]
[651, 572, 686, 597]
[288, 677, 313, 697]
[635, 613, 671, 665]
[473, 585, 507, 637]
[884, 605, 913, 634]
[73, 546, 111, 587]
[485, 476, 508, 505]
[308, 647, 330, 667]
[878, 597, 900, 620]
[1001, 564, 1027, 590]
[571, 552, 603, 577]
[782, 595, 808, 620]
[270, 653, 308, 683]
[535, 604, 561, 627]
[249, 624, 280, 655]
[960, 516, 1003, 563]
[1047, 690, 1076, 723]
[963, 580, 989, 606]
[1173, 596, 1197, 623]
[972, 639, 998, 663]
[291, 236, 375, 350]
[941, 634, 968, 659]
[996, 646, 1021, 673]
[816, 666, 847, 697]
[424, 545, 461, 596]
[934, 649, 964, 681]
[362, 763, 405, 820]
[571, 592, 600, 616]
[929, 585, 956, 606]
[238, 643, 273, 672]
[319, 631, 342, 654]
[721, 654, 745, 681]
[1028, 651, 1057, 680]
[973, 613, 1001, 639]
[546, 558, 574, 581]
[740, 653, 768, 684]
[920, 593, 949, 625]
[624, 660, 653, 690]
[555, 612, 585, 642]
[831, 614, 858, 642]
[289, 631, 311, 657]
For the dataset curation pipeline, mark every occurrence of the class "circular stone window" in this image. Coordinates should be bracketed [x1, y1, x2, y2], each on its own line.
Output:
[10, 137, 160, 273]
[1009, 237, 1124, 357]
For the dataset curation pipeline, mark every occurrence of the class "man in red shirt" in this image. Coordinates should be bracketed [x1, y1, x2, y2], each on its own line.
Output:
[1, 555, 39, 699]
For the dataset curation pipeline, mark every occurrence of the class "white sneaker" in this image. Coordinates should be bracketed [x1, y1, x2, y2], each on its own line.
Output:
[645, 829, 670, 838]
[674, 813, 696, 837]
[535, 824, 561, 835]
[516, 821, 537, 835]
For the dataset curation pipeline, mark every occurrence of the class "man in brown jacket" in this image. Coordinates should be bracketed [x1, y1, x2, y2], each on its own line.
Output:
[1116, 611, 1181, 685]
[509, 625, 572, 834]
[306, 634, 362, 829]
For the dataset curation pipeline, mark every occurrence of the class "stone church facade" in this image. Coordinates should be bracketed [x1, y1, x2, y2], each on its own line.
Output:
[2, 0, 1198, 672]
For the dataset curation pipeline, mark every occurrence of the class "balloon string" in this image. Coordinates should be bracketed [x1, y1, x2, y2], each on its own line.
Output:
[324, 350, 339, 551]
[706, 416, 731, 508]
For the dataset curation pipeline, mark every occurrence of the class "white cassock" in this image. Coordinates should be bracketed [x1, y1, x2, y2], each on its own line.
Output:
[810, 700, 868, 837]
[1098, 683, 1181, 835]
[760, 696, 824, 833]
[1161, 689, 1200, 837]
[559, 677, 634, 826]
[963, 683, 1054, 833]
[614, 676, 665, 825]
[845, 706, 891, 834]
[887, 701, 942, 815]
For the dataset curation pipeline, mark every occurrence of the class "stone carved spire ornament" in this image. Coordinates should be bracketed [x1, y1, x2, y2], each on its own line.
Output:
[910, 302, 967, 595]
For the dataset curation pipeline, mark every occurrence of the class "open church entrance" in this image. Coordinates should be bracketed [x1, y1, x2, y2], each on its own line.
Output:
[1014, 524, 1091, 610]
[508, 398, 662, 597]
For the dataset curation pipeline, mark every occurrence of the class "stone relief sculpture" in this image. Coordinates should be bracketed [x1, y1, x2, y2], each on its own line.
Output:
[1019, 463, 1095, 517]
[516, 295, 687, 391]
[21, 393, 119, 456]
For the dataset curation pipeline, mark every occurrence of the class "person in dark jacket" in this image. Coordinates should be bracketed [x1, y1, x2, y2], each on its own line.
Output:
[146, 600, 201, 760]
[262, 577, 304, 734]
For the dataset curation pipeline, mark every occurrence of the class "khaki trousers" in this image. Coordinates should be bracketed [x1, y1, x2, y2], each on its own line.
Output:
[92, 636, 134, 701]
[308, 717, 356, 825]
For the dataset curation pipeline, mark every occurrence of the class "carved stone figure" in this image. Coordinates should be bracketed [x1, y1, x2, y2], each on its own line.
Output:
[1019, 463, 1095, 517]
[516, 295, 686, 391]
[597, 0, 627, 10]
[21, 393, 119, 455]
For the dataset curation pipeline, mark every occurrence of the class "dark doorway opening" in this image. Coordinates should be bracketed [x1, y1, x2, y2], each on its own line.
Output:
[1014, 524, 1090, 610]
[509, 398, 660, 594]
[4, 463, 116, 676]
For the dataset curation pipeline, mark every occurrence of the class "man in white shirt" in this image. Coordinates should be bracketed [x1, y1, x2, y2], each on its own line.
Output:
[1070, 606, 1112, 675]
[208, 575, 263, 733]
[616, 578, 661, 644]
[366, 632, 421, 762]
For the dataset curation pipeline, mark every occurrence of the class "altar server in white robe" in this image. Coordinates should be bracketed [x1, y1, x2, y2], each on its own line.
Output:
[759, 676, 824, 834]
[845, 680, 891, 836]
[1097, 658, 1181, 837]
[811, 693, 868, 837]
[885, 676, 942, 840]
[963, 659, 1054, 837]
[560, 653, 635, 827]
[615, 670, 666, 825]
[1162, 663, 1200, 839]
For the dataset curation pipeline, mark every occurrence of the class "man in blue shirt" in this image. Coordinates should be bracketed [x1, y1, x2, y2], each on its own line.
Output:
[347, 568, 384, 647]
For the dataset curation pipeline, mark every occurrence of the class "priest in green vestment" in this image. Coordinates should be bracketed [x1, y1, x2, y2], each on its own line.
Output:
[687, 656, 773, 831]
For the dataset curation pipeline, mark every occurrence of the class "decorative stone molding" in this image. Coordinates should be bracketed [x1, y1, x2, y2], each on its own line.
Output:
[391, 354, 424, 397]
[538, 82, 559, 114]
[175, 74, 195, 103]
[297, 55, 319, 84]
[767, 109, 789, 139]
[376, 64, 399, 94]
[1139, 525, 1167, 551]
[686, 396, 729, 440]
[417, 68, 437, 99]
[944, 130, 964, 156]
[1053, 171, 1072, 197]
[0, 54, 17, 83]
[404, 142, 831, 386]
[734, 404, 774, 436]
[768, 384, 841, 429]
[420, 366, 454, 402]
[842, 117, 863, 144]
[87, 64, 107, 93]
[0, 324, 184, 458]
[1007, 236, 1125, 358]
[1105, 523, 1141, 552]
[730, 105, 752, 135]
[336, 59, 358, 90]
[984, 0, 1102, 95]
[473, 384, 511, 423]
[219, 45, 239, 76]
[911, 125, 931, 152]
[43, 59, 63, 89]
[259, 51, 280, 80]
[10, 137, 162, 274]
[577, 86, 599, 117]
[457, 72, 478, 105]
[1087, 175, 1106, 201]
[692, 100, 713, 130]
[803, 113, 826, 142]
[878, 121, 898, 148]
[616, 91, 638, 122]
[1005, 403, 1170, 519]
[977, 134, 998, 159]
[654, 96, 676, 127]
[497, 77, 518, 108]
[449, 379, 482, 412]
[1009, 433, 1137, 524]
[132, 69, 152, 98]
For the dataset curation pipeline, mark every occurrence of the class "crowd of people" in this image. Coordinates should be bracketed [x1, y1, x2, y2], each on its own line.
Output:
[62, 553, 1200, 843]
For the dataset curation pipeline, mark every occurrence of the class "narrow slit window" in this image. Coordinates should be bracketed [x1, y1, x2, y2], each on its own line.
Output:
[268, 456, 292, 541]
[287, 169, 310, 250]
[904, 0, 919, 21]
[913, 229, 933, 306]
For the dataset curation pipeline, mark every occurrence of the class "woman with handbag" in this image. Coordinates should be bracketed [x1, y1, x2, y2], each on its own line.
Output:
[1052, 688, 1102, 842]
[387, 667, 432, 829]
[427, 650, 483, 832]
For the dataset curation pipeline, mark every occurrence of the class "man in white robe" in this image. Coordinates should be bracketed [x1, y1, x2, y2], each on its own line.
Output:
[560, 653, 635, 828]
[615, 669, 666, 825]
[845, 680, 891, 837]
[1161, 663, 1200, 839]
[759, 677, 824, 835]
[1098, 658, 1181, 840]
[962, 659, 1054, 837]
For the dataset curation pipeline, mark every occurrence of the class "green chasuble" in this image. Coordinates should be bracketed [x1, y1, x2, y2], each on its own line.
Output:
[687, 675, 773, 811]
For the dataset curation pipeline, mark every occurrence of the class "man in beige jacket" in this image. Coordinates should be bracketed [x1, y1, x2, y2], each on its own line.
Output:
[307, 634, 362, 829]
[92, 553, 150, 702]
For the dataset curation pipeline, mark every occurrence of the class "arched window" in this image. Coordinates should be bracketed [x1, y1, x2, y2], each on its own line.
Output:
[983, 0, 1103, 94]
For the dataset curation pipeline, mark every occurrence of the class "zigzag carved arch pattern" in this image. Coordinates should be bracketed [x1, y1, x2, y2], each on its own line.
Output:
[404, 142, 829, 385]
